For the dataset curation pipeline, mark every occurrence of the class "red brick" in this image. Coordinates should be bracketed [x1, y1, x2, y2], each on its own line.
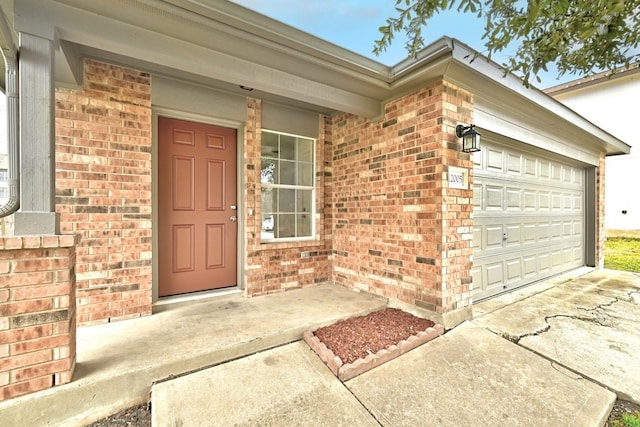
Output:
[1, 375, 53, 400]
[10, 335, 70, 356]
[11, 359, 70, 382]
[0, 325, 53, 344]
[0, 299, 53, 316]
[10, 283, 71, 301]
[0, 349, 52, 372]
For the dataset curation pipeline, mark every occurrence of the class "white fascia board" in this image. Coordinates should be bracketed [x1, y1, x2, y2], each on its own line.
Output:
[474, 109, 601, 167]
[448, 39, 630, 156]
[34, 0, 383, 117]
[158, 0, 391, 78]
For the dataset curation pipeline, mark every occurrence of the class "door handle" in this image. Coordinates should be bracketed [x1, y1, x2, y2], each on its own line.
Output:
[230, 215, 237, 222]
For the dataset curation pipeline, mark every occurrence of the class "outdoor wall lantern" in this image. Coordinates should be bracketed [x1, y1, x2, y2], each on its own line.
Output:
[456, 124, 481, 153]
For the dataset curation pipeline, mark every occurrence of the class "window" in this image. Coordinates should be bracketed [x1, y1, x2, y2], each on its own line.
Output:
[260, 130, 315, 241]
[0, 187, 7, 199]
[0, 170, 7, 182]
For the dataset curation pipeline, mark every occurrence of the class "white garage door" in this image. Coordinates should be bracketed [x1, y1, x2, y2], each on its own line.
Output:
[471, 141, 585, 301]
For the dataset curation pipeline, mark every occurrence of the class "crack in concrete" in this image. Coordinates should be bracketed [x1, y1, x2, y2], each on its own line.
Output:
[504, 311, 614, 344]
[496, 288, 639, 345]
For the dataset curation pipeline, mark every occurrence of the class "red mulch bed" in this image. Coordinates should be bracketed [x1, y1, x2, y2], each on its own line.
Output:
[313, 307, 435, 364]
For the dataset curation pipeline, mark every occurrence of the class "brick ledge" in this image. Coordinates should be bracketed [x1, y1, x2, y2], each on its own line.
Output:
[0, 234, 81, 250]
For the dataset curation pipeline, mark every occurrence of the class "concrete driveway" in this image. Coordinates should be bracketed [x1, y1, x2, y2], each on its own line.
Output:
[473, 268, 640, 404]
[152, 268, 639, 426]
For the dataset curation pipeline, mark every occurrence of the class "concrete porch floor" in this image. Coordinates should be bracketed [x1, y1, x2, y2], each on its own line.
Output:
[0, 284, 387, 426]
[1, 268, 637, 426]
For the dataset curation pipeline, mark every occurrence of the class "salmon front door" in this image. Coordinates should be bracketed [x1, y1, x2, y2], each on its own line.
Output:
[158, 117, 237, 297]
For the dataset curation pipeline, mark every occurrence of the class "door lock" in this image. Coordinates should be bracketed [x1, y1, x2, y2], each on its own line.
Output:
[230, 205, 237, 210]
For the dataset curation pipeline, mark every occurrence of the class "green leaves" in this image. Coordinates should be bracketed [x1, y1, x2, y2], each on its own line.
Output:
[374, 0, 640, 85]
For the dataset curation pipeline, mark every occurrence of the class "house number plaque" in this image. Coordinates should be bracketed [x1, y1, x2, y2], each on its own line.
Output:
[448, 167, 468, 189]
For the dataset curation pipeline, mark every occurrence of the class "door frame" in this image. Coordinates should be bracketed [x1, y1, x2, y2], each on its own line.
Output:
[152, 108, 246, 303]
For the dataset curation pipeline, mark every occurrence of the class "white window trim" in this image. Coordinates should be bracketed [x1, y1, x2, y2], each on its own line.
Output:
[261, 129, 316, 243]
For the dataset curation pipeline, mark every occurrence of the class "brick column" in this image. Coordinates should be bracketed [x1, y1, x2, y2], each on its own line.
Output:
[0, 234, 79, 401]
[596, 152, 606, 268]
[55, 59, 152, 325]
[329, 81, 474, 328]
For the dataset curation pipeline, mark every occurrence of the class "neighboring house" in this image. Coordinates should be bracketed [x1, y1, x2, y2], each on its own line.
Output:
[0, 0, 629, 399]
[547, 65, 640, 232]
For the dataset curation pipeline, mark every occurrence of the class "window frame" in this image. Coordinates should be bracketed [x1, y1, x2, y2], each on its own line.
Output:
[260, 129, 316, 243]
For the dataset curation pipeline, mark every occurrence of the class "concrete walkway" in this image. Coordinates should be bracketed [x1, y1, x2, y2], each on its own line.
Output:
[0, 284, 386, 426]
[154, 322, 614, 426]
[151, 268, 639, 426]
[1, 269, 638, 426]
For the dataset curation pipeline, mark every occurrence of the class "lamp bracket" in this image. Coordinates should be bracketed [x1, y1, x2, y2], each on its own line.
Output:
[456, 124, 472, 138]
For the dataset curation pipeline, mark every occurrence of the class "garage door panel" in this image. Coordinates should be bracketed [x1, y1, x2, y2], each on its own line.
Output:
[486, 186, 503, 209]
[504, 224, 521, 246]
[485, 225, 504, 249]
[473, 141, 585, 301]
[486, 262, 505, 288]
[539, 192, 550, 209]
[550, 221, 563, 239]
[523, 190, 537, 210]
[539, 253, 551, 272]
[487, 149, 504, 172]
[473, 225, 483, 250]
[537, 223, 550, 241]
[523, 224, 537, 243]
[506, 188, 521, 210]
[573, 194, 582, 210]
[473, 183, 482, 208]
[573, 221, 583, 236]
[523, 256, 537, 276]
[506, 258, 522, 282]
[539, 160, 550, 178]
[507, 153, 522, 174]
[524, 157, 537, 177]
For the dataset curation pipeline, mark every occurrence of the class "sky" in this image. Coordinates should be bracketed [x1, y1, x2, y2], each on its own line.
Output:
[231, 0, 577, 89]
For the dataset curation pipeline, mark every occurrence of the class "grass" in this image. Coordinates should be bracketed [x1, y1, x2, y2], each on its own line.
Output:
[610, 412, 640, 427]
[604, 237, 640, 273]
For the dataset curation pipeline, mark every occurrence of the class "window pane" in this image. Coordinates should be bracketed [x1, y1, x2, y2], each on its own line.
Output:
[261, 214, 275, 240]
[277, 214, 296, 238]
[297, 163, 313, 187]
[261, 159, 277, 184]
[278, 189, 295, 213]
[261, 187, 277, 214]
[279, 135, 296, 160]
[261, 132, 279, 158]
[296, 214, 311, 237]
[297, 138, 313, 163]
[279, 160, 296, 185]
[296, 190, 312, 214]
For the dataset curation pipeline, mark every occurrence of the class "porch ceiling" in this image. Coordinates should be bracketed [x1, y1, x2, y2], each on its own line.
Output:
[5, 0, 631, 156]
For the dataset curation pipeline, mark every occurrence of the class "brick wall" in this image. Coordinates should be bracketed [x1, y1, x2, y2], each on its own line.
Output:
[329, 81, 474, 315]
[243, 99, 332, 295]
[596, 152, 606, 268]
[55, 60, 152, 325]
[0, 235, 79, 401]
